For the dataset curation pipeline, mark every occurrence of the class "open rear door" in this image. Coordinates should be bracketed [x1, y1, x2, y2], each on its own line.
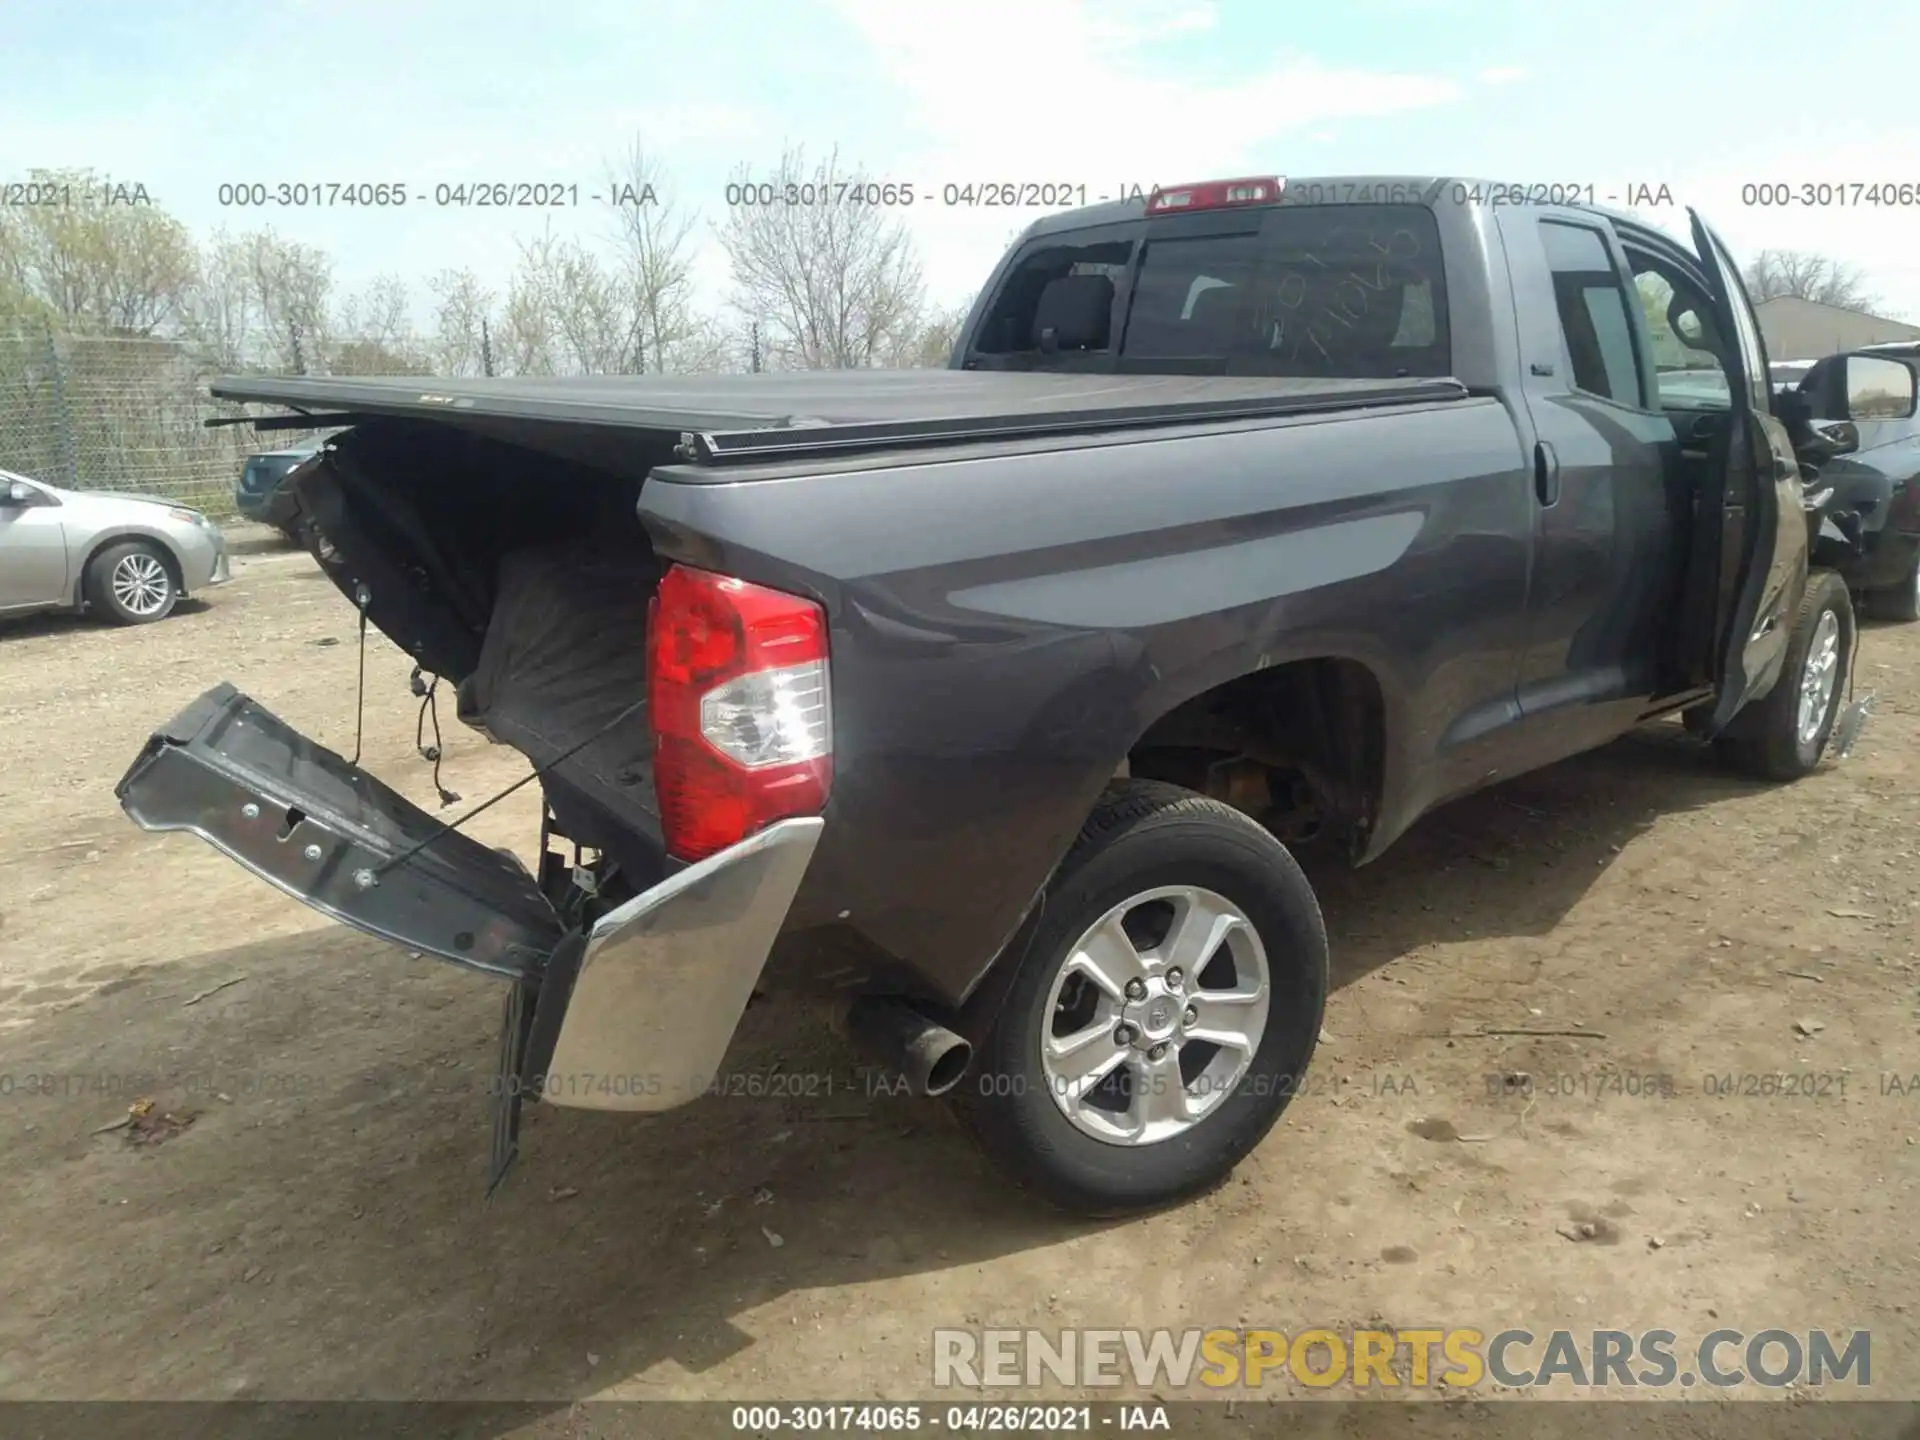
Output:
[1685, 208, 1810, 733]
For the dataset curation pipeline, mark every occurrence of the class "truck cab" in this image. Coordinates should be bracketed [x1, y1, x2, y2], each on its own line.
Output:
[954, 176, 1832, 780]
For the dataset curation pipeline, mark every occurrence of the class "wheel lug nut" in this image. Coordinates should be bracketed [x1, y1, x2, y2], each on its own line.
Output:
[1166, 967, 1183, 988]
[1124, 979, 1147, 1001]
[1149, 1042, 1169, 1061]
[1114, 1024, 1135, 1046]
[1183, 1006, 1197, 1026]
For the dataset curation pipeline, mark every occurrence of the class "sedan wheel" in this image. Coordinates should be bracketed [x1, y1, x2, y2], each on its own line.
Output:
[112, 552, 173, 618]
[84, 541, 179, 625]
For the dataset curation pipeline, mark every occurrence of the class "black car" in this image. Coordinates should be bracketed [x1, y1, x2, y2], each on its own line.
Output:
[1783, 349, 1920, 621]
[234, 445, 319, 542]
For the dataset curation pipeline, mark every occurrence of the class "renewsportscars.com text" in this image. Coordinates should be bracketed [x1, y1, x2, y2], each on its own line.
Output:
[932, 1326, 1871, 1391]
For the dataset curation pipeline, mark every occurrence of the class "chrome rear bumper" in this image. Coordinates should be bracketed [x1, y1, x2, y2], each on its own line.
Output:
[115, 684, 821, 1171]
[539, 816, 821, 1111]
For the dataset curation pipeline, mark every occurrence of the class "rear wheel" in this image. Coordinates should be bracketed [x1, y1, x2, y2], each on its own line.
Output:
[85, 540, 178, 625]
[1714, 569, 1852, 780]
[953, 780, 1327, 1216]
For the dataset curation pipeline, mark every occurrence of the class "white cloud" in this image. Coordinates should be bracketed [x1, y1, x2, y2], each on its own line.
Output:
[1477, 65, 1527, 84]
[824, 0, 1471, 304]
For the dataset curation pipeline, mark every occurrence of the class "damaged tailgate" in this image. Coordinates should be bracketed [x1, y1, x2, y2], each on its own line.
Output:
[116, 682, 562, 978]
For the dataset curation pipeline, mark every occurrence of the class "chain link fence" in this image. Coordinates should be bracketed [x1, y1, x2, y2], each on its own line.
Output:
[0, 326, 287, 515]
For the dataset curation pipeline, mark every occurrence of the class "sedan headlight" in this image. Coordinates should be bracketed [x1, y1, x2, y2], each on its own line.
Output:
[167, 507, 213, 528]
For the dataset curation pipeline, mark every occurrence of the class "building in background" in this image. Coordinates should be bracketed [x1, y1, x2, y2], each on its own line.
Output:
[1756, 297, 1920, 361]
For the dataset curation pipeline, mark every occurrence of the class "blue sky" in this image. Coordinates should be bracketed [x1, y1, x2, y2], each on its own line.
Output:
[7, 0, 1920, 326]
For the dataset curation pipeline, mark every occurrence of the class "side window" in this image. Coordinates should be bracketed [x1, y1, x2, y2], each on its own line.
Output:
[1539, 221, 1646, 407]
[1628, 254, 1730, 409]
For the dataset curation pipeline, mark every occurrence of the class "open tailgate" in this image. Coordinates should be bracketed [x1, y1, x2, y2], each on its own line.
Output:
[114, 681, 826, 1191]
[115, 683, 563, 979]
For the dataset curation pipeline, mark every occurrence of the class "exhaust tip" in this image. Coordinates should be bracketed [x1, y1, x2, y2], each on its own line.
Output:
[843, 995, 974, 1098]
[922, 1038, 973, 1097]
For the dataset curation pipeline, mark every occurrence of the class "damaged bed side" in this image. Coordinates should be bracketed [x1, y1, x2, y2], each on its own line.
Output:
[114, 419, 822, 1191]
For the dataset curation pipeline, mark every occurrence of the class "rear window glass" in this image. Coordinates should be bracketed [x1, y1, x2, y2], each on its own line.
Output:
[1119, 235, 1265, 360]
[241, 455, 307, 494]
[1124, 205, 1449, 377]
[970, 204, 1450, 379]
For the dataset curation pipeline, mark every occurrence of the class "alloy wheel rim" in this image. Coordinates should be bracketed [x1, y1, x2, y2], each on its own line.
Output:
[1796, 609, 1841, 748]
[1039, 885, 1271, 1147]
[110, 553, 171, 616]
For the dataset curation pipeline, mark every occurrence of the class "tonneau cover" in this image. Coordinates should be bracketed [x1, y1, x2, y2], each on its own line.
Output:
[209, 370, 1468, 465]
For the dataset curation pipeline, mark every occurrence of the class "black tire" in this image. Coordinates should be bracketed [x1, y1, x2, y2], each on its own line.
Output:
[1714, 569, 1853, 780]
[1870, 551, 1920, 623]
[84, 540, 178, 626]
[953, 779, 1328, 1217]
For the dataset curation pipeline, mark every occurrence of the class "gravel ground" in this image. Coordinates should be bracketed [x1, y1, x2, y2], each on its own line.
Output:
[0, 525, 1915, 1435]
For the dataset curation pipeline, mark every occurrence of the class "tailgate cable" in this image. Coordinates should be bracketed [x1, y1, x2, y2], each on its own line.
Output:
[347, 598, 369, 767]
[368, 694, 651, 883]
[340, 579, 459, 806]
[409, 665, 462, 807]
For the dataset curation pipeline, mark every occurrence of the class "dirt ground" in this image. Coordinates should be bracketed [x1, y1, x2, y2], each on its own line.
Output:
[1, 526, 1917, 1429]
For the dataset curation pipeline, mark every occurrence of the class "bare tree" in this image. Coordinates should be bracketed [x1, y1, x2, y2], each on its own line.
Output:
[606, 139, 705, 372]
[714, 145, 928, 369]
[334, 274, 411, 347]
[1742, 249, 1879, 313]
[669, 311, 749, 374]
[497, 230, 636, 375]
[496, 249, 559, 376]
[181, 230, 256, 370]
[428, 267, 497, 376]
[241, 230, 332, 371]
[881, 299, 971, 369]
[0, 168, 198, 336]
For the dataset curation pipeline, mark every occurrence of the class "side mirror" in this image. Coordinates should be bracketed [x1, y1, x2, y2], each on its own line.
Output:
[2, 479, 37, 506]
[1840, 353, 1918, 421]
[1804, 352, 1919, 422]
[1670, 305, 1706, 346]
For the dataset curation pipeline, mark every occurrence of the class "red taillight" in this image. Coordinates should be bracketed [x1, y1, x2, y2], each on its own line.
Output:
[648, 563, 832, 862]
[1145, 176, 1284, 215]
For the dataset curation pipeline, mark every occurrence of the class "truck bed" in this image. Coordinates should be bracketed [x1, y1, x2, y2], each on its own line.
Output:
[209, 370, 1468, 466]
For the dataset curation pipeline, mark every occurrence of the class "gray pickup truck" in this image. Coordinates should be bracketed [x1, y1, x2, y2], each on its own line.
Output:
[117, 175, 1887, 1216]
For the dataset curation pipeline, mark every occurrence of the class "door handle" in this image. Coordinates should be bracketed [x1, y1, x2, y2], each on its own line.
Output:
[1533, 440, 1561, 507]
